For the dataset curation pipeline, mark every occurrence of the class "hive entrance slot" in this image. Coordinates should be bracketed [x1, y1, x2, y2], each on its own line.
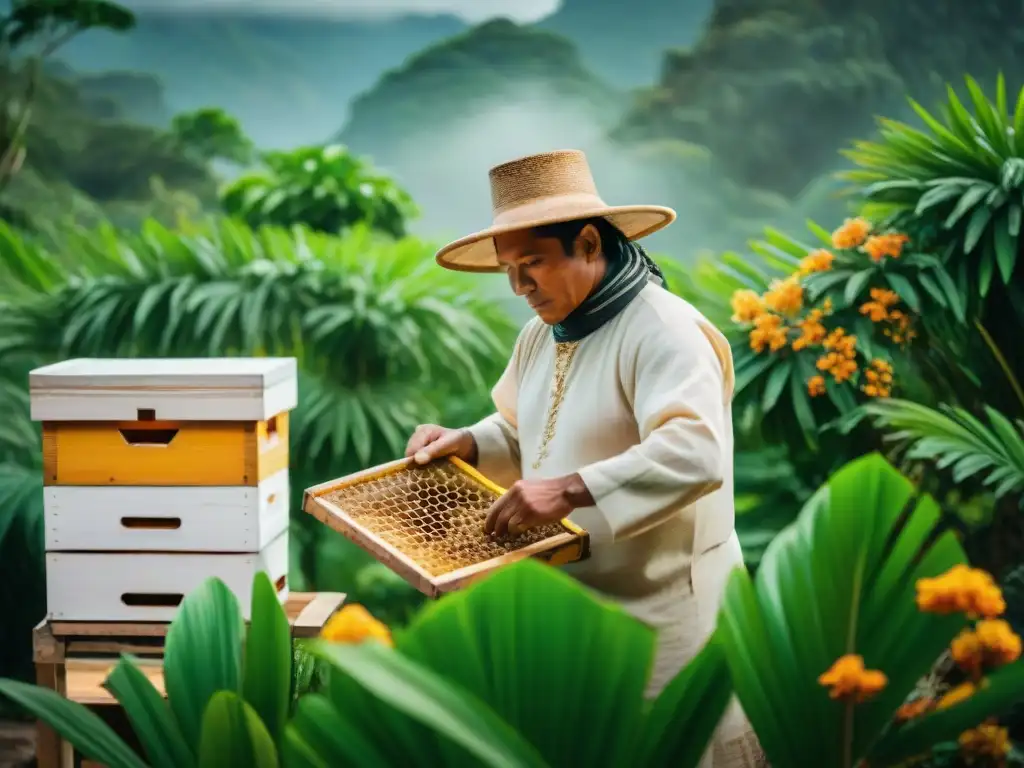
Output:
[118, 427, 178, 446]
[121, 592, 183, 607]
[120, 516, 182, 530]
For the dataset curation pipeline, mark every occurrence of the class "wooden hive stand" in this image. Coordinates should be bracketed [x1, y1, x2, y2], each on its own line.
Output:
[33, 591, 346, 768]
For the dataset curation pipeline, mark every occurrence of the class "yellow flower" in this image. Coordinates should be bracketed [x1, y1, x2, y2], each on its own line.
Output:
[818, 654, 887, 703]
[863, 233, 909, 262]
[883, 309, 917, 347]
[916, 564, 1007, 619]
[861, 358, 894, 398]
[958, 721, 1010, 761]
[730, 289, 765, 324]
[951, 620, 1021, 676]
[792, 308, 828, 351]
[816, 328, 858, 383]
[831, 217, 871, 249]
[749, 313, 788, 354]
[799, 248, 835, 274]
[763, 276, 803, 316]
[937, 681, 977, 710]
[975, 619, 1023, 667]
[859, 287, 901, 323]
[807, 375, 826, 397]
[320, 604, 394, 648]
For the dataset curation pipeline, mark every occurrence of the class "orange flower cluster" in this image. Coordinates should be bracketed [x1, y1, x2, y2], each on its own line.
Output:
[749, 313, 788, 354]
[951, 619, 1023, 675]
[730, 289, 765, 324]
[916, 564, 1007, 619]
[763, 276, 803, 316]
[816, 328, 858, 383]
[861, 358, 893, 398]
[320, 604, 394, 648]
[799, 248, 835, 274]
[831, 217, 871, 249]
[884, 309, 917, 347]
[818, 653, 887, 703]
[864, 233, 910, 262]
[793, 306, 829, 351]
[807, 375, 826, 397]
[959, 722, 1011, 762]
[860, 287, 900, 323]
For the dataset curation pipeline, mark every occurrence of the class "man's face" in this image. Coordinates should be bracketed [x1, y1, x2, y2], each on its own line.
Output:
[494, 225, 605, 324]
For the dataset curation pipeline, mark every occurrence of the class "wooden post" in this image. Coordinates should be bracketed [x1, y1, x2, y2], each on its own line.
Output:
[32, 620, 72, 768]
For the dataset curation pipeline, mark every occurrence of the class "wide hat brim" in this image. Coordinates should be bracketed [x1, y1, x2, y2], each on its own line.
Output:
[434, 203, 677, 273]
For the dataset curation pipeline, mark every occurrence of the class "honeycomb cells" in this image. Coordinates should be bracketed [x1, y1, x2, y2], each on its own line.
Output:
[322, 462, 568, 576]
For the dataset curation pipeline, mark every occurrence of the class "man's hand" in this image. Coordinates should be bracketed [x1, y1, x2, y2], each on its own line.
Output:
[484, 474, 594, 538]
[404, 424, 478, 465]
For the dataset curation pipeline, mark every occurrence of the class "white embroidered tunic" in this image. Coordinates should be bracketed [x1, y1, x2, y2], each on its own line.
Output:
[467, 283, 764, 768]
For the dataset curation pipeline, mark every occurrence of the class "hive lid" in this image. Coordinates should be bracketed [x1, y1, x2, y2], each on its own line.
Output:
[30, 357, 296, 390]
[303, 457, 590, 598]
[29, 357, 298, 422]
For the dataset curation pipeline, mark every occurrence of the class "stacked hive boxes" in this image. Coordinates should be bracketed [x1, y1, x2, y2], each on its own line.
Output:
[29, 357, 298, 623]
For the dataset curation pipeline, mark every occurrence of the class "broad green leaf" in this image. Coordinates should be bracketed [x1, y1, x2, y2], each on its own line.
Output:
[103, 656, 196, 768]
[944, 184, 992, 229]
[844, 269, 873, 307]
[198, 690, 278, 768]
[242, 572, 292, 744]
[164, 577, 245, 747]
[761, 358, 793, 414]
[637, 635, 732, 767]
[396, 559, 652, 768]
[992, 210, 1018, 283]
[883, 272, 921, 313]
[788, 369, 818, 448]
[283, 693, 391, 767]
[311, 639, 549, 768]
[0, 679, 147, 768]
[715, 454, 970, 767]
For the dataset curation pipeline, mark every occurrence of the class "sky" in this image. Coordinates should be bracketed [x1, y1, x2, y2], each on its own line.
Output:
[121, 0, 560, 23]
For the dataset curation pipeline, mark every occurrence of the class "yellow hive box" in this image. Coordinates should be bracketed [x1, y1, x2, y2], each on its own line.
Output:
[303, 456, 590, 598]
[30, 358, 296, 487]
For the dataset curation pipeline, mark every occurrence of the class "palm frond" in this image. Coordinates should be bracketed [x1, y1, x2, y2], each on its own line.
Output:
[861, 398, 1024, 502]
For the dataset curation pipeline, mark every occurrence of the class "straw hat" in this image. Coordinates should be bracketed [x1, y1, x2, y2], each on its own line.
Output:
[434, 149, 677, 272]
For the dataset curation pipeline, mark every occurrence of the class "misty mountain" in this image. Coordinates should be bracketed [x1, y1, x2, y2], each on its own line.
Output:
[57, 11, 468, 147]
[539, 0, 713, 86]
[50, 0, 714, 148]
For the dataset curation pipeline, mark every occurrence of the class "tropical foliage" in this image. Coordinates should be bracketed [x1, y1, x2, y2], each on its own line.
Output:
[0, 216, 515, 685]
[1, 454, 1022, 767]
[171, 107, 255, 166]
[844, 74, 1023, 306]
[219, 145, 418, 239]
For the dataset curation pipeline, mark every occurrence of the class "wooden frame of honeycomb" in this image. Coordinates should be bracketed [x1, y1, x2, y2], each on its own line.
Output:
[302, 456, 590, 598]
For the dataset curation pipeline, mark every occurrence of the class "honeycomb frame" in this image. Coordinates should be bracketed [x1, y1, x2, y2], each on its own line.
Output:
[302, 456, 590, 598]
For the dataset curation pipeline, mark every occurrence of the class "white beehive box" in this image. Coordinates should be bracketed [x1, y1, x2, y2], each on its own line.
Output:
[29, 357, 299, 623]
[45, 531, 290, 622]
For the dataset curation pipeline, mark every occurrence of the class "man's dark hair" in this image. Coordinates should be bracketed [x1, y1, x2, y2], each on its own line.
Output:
[534, 217, 665, 283]
[533, 217, 630, 262]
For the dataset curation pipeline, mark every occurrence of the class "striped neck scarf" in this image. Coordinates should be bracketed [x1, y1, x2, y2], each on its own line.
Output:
[551, 241, 665, 343]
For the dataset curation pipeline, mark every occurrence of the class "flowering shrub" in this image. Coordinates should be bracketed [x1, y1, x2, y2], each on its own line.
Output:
[816, 562, 1022, 766]
[729, 216, 962, 443]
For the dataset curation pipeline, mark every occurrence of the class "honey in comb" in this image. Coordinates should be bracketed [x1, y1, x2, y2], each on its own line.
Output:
[322, 462, 569, 577]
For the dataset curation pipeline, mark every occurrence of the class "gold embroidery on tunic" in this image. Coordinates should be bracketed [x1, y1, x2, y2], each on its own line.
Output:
[532, 341, 581, 470]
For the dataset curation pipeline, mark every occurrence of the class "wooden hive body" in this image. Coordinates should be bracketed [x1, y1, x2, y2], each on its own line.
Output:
[29, 357, 298, 623]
